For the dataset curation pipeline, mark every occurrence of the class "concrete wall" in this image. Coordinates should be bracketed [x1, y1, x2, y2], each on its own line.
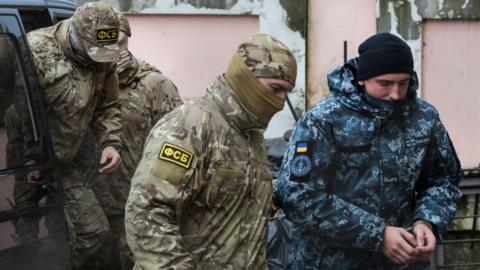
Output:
[71, 0, 480, 168]
[75, 0, 306, 139]
[307, 0, 376, 107]
[422, 20, 480, 169]
[377, 0, 480, 168]
[377, 0, 480, 95]
[126, 14, 258, 99]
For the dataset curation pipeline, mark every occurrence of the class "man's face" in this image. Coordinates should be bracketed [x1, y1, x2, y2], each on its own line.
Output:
[358, 73, 411, 100]
[258, 78, 294, 101]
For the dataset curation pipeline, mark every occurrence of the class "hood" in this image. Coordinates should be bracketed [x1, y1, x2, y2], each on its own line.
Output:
[56, 19, 96, 67]
[327, 58, 418, 119]
[56, 19, 82, 65]
[118, 56, 158, 87]
[207, 75, 265, 134]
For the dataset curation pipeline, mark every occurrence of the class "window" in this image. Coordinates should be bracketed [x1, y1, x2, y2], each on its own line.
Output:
[49, 8, 75, 24]
[18, 9, 51, 33]
[0, 14, 68, 266]
[0, 33, 31, 172]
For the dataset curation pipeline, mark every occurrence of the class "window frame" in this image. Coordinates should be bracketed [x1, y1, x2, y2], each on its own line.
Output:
[0, 10, 57, 220]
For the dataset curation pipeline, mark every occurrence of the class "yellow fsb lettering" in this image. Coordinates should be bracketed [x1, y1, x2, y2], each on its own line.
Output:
[159, 143, 193, 169]
[97, 29, 118, 41]
[97, 30, 107, 39]
[180, 154, 189, 163]
[106, 29, 117, 39]
[164, 148, 174, 156]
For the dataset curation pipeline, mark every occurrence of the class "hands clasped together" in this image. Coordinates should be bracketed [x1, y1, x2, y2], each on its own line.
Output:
[381, 221, 436, 264]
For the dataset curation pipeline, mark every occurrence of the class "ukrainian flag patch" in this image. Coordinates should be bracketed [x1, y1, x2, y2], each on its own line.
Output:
[296, 142, 308, 153]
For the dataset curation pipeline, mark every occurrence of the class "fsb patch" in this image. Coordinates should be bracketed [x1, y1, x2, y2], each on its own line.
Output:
[96, 28, 118, 42]
[158, 143, 193, 169]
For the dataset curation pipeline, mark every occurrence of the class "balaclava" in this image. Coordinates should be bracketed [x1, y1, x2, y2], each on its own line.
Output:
[225, 34, 297, 127]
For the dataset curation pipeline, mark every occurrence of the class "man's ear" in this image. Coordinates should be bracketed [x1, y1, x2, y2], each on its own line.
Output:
[358, 80, 365, 86]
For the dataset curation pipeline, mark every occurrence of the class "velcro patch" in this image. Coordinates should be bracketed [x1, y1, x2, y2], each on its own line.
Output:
[291, 155, 312, 177]
[290, 141, 313, 181]
[296, 142, 308, 153]
[96, 28, 118, 42]
[158, 143, 193, 169]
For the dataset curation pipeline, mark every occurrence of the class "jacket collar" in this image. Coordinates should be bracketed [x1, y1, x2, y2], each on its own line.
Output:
[56, 19, 94, 67]
[327, 58, 418, 120]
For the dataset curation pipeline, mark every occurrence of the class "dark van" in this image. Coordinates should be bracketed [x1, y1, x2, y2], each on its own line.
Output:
[0, 1, 76, 269]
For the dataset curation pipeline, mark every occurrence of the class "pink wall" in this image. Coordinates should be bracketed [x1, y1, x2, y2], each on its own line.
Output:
[307, 0, 376, 107]
[125, 14, 259, 99]
[422, 20, 480, 169]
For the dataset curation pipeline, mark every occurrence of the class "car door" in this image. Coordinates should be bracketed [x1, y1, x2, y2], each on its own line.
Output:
[46, 0, 76, 24]
[0, 8, 70, 270]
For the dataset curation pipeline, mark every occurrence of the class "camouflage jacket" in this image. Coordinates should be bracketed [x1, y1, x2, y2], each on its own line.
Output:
[25, 19, 122, 163]
[91, 57, 182, 216]
[125, 75, 273, 270]
[276, 59, 462, 269]
[119, 57, 182, 180]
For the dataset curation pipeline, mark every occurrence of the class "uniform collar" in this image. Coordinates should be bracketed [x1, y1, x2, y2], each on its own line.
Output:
[56, 19, 93, 67]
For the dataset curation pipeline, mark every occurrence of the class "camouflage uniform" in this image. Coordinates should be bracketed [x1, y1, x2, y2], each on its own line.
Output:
[125, 34, 296, 270]
[276, 59, 462, 269]
[25, 3, 122, 269]
[92, 53, 182, 269]
[125, 76, 274, 269]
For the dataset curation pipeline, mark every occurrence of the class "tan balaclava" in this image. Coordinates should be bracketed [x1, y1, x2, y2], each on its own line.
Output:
[225, 34, 297, 127]
[115, 12, 140, 88]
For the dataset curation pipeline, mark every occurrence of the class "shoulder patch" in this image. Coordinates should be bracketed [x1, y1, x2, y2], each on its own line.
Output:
[291, 155, 312, 177]
[295, 142, 309, 153]
[290, 141, 313, 181]
[158, 142, 193, 169]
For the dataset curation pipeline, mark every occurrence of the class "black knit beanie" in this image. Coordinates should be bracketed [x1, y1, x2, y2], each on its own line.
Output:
[357, 32, 413, 80]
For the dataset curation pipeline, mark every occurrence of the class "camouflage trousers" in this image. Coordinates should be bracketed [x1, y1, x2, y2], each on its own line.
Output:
[60, 165, 121, 270]
[13, 179, 65, 243]
[91, 164, 134, 270]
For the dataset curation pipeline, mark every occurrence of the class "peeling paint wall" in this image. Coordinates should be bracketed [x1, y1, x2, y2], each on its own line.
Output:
[378, 0, 480, 95]
[378, 0, 480, 168]
[73, 0, 306, 139]
[307, 0, 376, 108]
[379, 0, 480, 40]
[378, 0, 423, 95]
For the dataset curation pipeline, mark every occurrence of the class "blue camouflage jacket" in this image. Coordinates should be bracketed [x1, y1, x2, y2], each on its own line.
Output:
[276, 59, 462, 269]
